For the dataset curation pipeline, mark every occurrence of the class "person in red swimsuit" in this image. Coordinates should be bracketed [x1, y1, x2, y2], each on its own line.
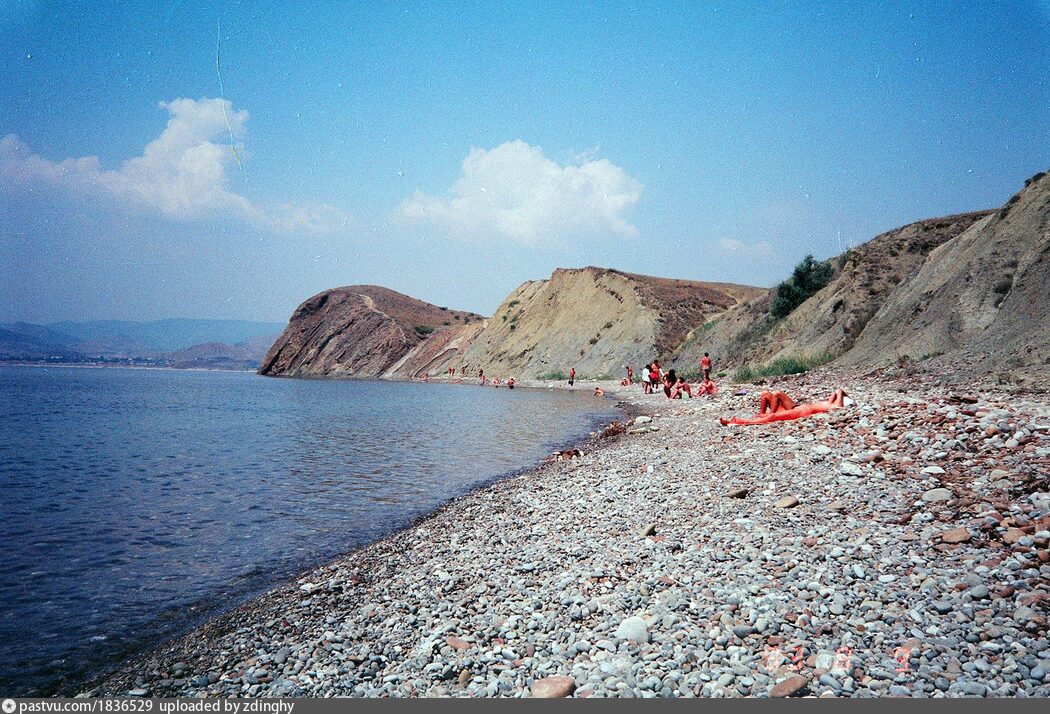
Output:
[720, 389, 852, 426]
[700, 353, 712, 381]
[569, 367, 576, 386]
[670, 376, 694, 399]
[648, 363, 661, 393]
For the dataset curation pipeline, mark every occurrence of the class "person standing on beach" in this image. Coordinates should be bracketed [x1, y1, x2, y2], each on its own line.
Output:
[648, 362, 661, 393]
[568, 367, 576, 386]
[701, 353, 712, 381]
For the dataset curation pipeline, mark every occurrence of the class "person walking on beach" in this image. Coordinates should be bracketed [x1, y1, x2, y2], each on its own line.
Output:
[701, 352, 712, 381]
[568, 367, 576, 386]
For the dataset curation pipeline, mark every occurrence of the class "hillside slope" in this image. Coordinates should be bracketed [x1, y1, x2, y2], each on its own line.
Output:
[459, 267, 763, 379]
[680, 210, 991, 372]
[382, 321, 486, 379]
[840, 170, 1050, 384]
[259, 286, 481, 378]
[0, 328, 85, 362]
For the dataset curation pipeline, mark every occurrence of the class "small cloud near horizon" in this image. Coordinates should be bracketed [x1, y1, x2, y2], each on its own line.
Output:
[716, 237, 777, 258]
[397, 140, 642, 245]
[0, 97, 351, 234]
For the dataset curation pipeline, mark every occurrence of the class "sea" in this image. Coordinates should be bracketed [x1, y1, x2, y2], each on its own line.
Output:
[0, 365, 618, 695]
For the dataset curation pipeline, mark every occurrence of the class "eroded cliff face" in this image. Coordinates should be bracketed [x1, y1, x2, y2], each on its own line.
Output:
[258, 286, 481, 378]
[681, 210, 991, 371]
[382, 320, 487, 379]
[259, 270, 762, 380]
[840, 170, 1050, 383]
[458, 267, 763, 379]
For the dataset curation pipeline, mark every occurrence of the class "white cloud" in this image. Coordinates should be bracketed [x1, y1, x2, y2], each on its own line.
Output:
[717, 237, 775, 255]
[398, 140, 642, 244]
[0, 97, 349, 233]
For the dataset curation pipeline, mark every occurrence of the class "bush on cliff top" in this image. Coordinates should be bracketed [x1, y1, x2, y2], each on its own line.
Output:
[769, 255, 834, 320]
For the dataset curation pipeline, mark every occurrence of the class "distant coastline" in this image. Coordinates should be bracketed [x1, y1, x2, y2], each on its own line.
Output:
[0, 360, 258, 373]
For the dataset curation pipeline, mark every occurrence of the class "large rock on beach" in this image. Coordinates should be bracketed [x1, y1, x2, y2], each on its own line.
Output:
[771, 675, 810, 698]
[941, 527, 972, 544]
[615, 616, 650, 643]
[531, 676, 576, 698]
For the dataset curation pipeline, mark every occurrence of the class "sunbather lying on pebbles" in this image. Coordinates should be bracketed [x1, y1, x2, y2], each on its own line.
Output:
[720, 388, 852, 425]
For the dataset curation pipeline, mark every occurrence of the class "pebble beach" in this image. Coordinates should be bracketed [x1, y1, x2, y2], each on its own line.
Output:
[83, 369, 1050, 698]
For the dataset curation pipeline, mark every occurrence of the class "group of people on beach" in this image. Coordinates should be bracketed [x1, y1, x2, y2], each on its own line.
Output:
[621, 352, 718, 401]
[620, 352, 854, 425]
[428, 352, 853, 428]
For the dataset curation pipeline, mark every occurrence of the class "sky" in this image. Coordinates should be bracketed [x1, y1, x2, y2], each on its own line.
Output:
[1, 1, 1048, 323]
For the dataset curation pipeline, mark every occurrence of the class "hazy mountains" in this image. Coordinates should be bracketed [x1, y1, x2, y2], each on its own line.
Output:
[0, 318, 285, 369]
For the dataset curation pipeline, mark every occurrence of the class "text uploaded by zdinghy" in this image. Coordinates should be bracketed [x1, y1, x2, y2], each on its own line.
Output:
[2, 702, 293, 714]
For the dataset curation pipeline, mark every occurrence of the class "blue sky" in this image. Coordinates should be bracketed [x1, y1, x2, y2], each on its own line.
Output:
[2, 1, 1047, 323]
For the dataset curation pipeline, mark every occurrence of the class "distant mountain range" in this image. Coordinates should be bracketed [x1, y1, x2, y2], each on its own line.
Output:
[0, 319, 285, 369]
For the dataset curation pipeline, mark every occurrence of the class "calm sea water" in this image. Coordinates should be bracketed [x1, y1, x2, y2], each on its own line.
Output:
[0, 366, 616, 695]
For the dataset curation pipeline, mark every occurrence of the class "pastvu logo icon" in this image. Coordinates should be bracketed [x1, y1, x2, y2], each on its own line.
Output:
[3, 698, 16, 714]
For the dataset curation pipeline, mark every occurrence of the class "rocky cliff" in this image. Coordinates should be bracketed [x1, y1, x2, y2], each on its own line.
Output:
[459, 268, 762, 379]
[681, 210, 991, 372]
[840, 170, 1050, 384]
[259, 270, 761, 380]
[258, 286, 482, 378]
[260, 171, 1048, 386]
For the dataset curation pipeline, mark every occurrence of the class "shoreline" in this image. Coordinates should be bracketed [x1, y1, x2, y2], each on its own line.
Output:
[80, 369, 1050, 698]
[57, 382, 629, 698]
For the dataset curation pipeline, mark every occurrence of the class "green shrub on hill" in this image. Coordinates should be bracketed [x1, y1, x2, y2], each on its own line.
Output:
[769, 255, 834, 320]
